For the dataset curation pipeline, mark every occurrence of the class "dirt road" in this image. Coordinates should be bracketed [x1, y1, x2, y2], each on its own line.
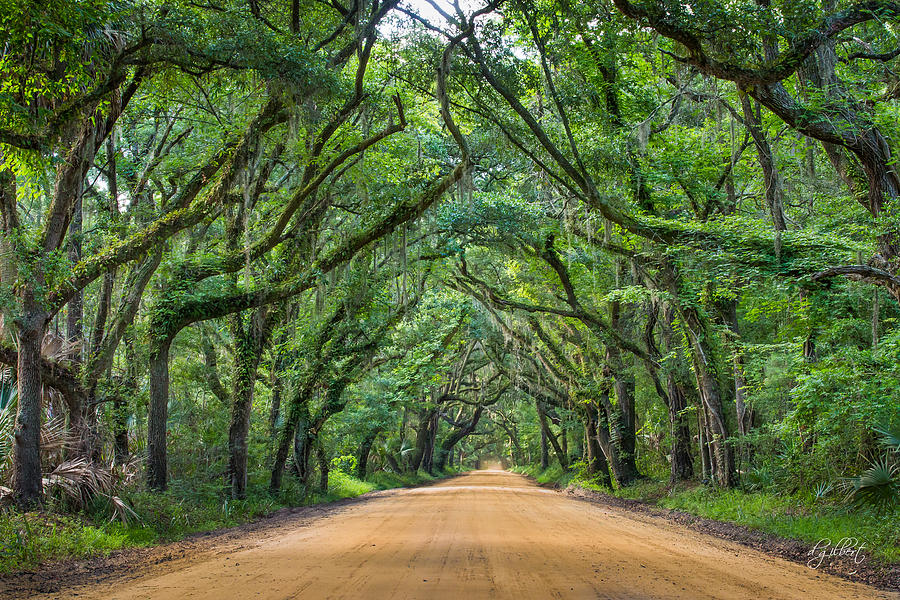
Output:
[32, 471, 898, 599]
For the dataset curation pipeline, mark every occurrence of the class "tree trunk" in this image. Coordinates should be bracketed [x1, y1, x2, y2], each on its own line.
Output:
[292, 414, 314, 486]
[66, 193, 88, 456]
[409, 408, 435, 472]
[662, 263, 736, 488]
[13, 301, 47, 507]
[536, 402, 568, 470]
[226, 310, 268, 499]
[421, 411, 438, 474]
[269, 384, 312, 492]
[316, 441, 328, 492]
[226, 361, 256, 499]
[147, 338, 172, 491]
[665, 374, 694, 482]
[539, 427, 549, 470]
[269, 374, 282, 438]
[659, 306, 694, 483]
[740, 91, 787, 232]
[584, 403, 612, 487]
[596, 387, 632, 486]
[356, 431, 378, 480]
[698, 410, 710, 481]
[269, 419, 295, 492]
[113, 332, 137, 464]
[690, 348, 735, 488]
[435, 407, 483, 472]
[606, 296, 641, 482]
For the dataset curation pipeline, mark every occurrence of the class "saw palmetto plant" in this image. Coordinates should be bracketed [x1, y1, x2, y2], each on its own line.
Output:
[840, 423, 900, 513]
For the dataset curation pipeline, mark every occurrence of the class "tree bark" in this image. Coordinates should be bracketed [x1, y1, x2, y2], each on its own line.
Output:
[292, 412, 315, 486]
[740, 91, 787, 232]
[435, 406, 483, 472]
[13, 301, 47, 506]
[536, 401, 568, 470]
[147, 338, 172, 491]
[316, 441, 329, 492]
[356, 431, 378, 480]
[584, 403, 612, 486]
[226, 308, 271, 499]
[665, 375, 695, 482]
[595, 387, 629, 486]
[539, 426, 549, 469]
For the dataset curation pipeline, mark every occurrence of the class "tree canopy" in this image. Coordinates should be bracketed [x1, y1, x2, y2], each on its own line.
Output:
[0, 0, 898, 526]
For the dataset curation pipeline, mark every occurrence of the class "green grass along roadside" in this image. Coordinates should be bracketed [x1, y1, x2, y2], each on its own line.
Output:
[511, 464, 900, 565]
[0, 469, 457, 575]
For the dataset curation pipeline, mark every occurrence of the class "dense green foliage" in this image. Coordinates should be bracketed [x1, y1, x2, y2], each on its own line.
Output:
[1, 0, 899, 573]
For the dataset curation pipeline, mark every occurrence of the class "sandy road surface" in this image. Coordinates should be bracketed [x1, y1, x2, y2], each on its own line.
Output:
[35, 470, 897, 600]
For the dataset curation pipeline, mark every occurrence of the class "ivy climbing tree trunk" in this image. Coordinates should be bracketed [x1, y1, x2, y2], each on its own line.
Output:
[227, 306, 274, 499]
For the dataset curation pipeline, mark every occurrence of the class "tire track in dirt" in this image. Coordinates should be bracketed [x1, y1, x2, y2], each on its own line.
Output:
[12, 471, 900, 599]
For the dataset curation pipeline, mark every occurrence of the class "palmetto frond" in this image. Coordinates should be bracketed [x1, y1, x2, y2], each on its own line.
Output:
[840, 457, 900, 513]
[874, 423, 900, 454]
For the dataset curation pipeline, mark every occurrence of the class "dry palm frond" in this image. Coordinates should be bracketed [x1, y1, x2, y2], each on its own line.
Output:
[111, 455, 142, 488]
[39, 415, 75, 467]
[107, 495, 140, 524]
[44, 458, 115, 509]
[41, 331, 81, 363]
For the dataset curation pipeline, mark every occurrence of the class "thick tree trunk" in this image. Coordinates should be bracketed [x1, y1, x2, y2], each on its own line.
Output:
[539, 426, 549, 469]
[536, 402, 568, 470]
[113, 332, 137, 464]
[609, 367, 640, 481]
[292, 415, 315, 486]
[421, 411, 438, 474]
[661, 263, 735, 488]
[691, 351, 735, 487]
[584, 403, 612, 487]
[435, 407, 483, 472]
[719, 300, 752, 438]
[316, 441, 329, 492]
[269, 384, 312, 492]
[66, 193, 88, 455]
[606, 297, 641, 482]
[227, 367, 256, 498]
[13, 302, 47, 507]
[659, 306, 694, 482]
[665, 375, 694, 482]
[409, 408, 435, 472]
[147, 338, 172, 491]
[226, 310, 268, 499]
[596, 388, 632, 486]
[356, 431, 378, 480]
[269, 418, 296, 492]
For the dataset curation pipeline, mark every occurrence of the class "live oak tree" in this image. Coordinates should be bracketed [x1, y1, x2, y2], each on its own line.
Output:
[1, 0, 898, 522]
